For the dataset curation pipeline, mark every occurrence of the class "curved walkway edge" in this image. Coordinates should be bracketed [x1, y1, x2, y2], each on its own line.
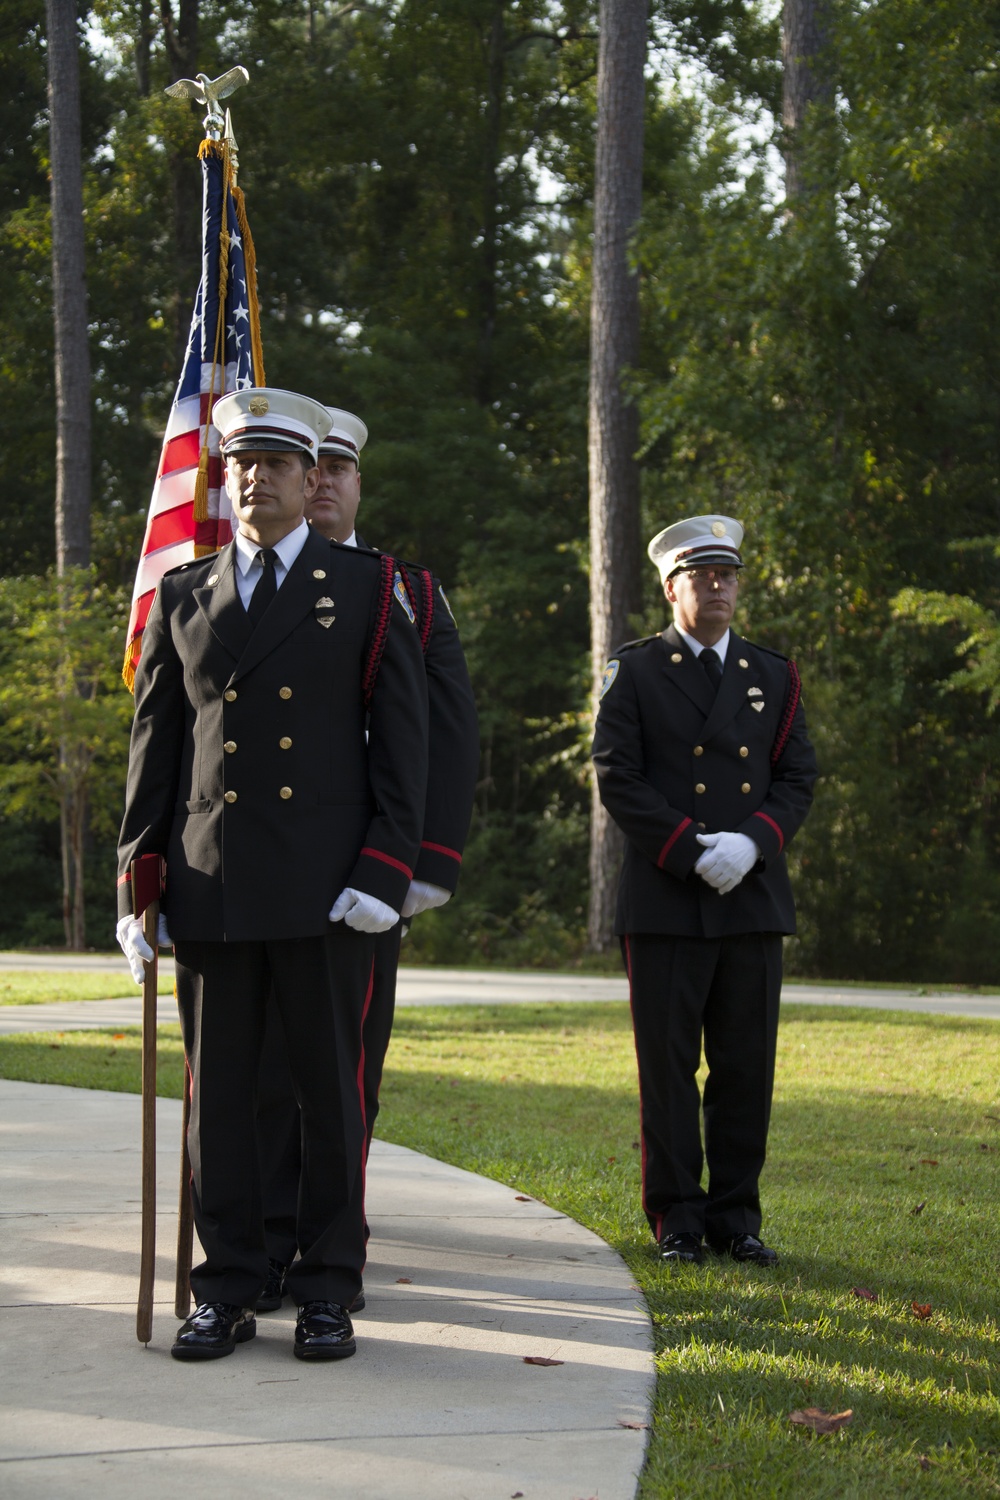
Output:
[0, 1078, 654, 1500]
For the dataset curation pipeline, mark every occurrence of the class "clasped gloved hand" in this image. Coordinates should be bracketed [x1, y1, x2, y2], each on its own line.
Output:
[694, 831, 760, 895]
[329, 888, 400, 934]
[401, 880, 451, 919]
[115, 913, 173, 985]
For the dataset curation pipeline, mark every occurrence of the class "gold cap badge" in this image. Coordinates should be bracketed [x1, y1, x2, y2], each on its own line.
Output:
[711, 521, 727, 537]
[248, 395, 270, 416]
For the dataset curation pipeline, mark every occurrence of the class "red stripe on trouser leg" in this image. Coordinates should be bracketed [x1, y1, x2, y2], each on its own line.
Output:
[624, 936, 662, 1245]
[356, 956, 375, 1252]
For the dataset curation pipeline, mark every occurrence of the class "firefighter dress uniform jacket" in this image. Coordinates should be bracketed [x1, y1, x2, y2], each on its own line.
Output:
[117, 524, 429, 935]
[592, 623, 817, 937]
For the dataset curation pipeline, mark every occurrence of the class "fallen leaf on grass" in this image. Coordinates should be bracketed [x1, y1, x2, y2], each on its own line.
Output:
[617, 1419, 648, 1430]
[607, 1156, 617, 1164]
[852, 1286, 877, 1301]
[113, 1032, 126, 1040]
[918, 1456, 932, 1471]
[396, 1277, 412, 1284]
[789, 1407, 853, 1435]
[980, 1143, 993, 1152]
[523, 1356, 564, 1367]
[911, 1302, 933, 1320]
[919, 1158, 939, 1166]
[910, 1201, 926, 1215]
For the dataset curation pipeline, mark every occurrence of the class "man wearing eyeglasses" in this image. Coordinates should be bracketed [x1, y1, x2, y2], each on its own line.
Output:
[592, 515, 817, 1269]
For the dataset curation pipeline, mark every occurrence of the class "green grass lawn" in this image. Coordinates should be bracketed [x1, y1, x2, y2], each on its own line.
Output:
[0, 970, 175, 1005]
[1, 1001, 997, 1497]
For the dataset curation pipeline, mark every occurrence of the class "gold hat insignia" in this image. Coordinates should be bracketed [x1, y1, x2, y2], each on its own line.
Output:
[711, 521, 726, 537]
[248, 395, 270, 416]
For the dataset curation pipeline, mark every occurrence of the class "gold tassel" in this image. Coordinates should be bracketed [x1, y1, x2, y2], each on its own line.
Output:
[122, 639, 139, 693]
[233, 183, 267, 384]
[193, 445, 210, 522]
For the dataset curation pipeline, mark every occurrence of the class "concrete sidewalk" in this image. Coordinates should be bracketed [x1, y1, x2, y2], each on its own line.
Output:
[0, 1078, 652, 1500]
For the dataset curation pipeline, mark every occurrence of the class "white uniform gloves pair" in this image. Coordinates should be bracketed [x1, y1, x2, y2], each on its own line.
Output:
[694, 832, 760, 895]
[328, 880, 451, 933]
[115, 913, 172, 985]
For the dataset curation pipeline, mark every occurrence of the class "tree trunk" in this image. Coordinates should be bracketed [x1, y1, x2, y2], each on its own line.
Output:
[46, 0, 91, 575]
[782, 0, 832, 200]
[586, 0, 647, 952]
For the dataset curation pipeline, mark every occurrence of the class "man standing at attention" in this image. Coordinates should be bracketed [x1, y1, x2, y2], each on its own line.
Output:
[255, 406, 479, 1311]
[116, 388, 428, 1362]
[592, 515, 817, 1267]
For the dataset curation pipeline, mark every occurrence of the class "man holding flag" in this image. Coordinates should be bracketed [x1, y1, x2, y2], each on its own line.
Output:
[117, 387, 429, 1362]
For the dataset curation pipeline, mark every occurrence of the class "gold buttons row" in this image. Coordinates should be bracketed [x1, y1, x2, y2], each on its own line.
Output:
[224, 739, 292, 753]
[223, 788, 293, 804]
[695, 783, 752, 794]
[693, 744, 749, 758]
[223, 687, 294, 703]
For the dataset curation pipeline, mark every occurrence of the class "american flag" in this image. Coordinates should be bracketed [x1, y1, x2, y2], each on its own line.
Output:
[123, 140, 264, 688]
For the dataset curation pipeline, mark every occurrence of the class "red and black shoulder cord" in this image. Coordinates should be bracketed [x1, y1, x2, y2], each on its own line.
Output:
[770, 659, 801, 767]
[362, 553, 397, 712]
[398, 562, 435, 655]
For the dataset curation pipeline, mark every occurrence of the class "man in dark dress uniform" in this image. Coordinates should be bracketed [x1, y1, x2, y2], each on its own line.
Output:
[116, 388, 429, 1361]
[592, 515, 817, 1267]
[255, 405, 480, 1312]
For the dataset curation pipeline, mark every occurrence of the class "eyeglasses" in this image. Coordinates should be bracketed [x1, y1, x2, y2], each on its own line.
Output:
[679, 567, 740, 585]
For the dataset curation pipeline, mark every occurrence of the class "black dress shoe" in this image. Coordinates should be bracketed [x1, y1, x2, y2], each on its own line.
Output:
[171, 1302, 256, 1361]
[710, 1233, 778, 1266]
[348, 1286, 366, 1313]
[658, 1231, 704, 1265]
[294, 1301, 356, 1361]
[256, 1258, 287, 1312]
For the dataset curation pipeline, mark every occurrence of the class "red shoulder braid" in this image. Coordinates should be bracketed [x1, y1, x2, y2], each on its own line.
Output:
[770, 659, 801, 767]
[362, 552, 397, 711]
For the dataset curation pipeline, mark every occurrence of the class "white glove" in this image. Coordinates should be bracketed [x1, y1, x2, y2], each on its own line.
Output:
[116, 914, 153, 985]
[694, 832, 760, 895]
[401, 880, 451, 919]
[329, 888, 400, 934]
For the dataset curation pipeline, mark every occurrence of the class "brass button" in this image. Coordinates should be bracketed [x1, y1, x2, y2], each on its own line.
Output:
[224, 689, 237, 702]
[739, 658, 748, 668]
[671, 652, 683, 663]
[698, 822, 706, 830]
[312, 569, 327, 580]
[693, 745, 703, 757]
[695, 783, 706, 794]
[279, 687, 292, 700]
[224, 790, 238, 804]
[279, 786, 293, 800]
[279, 736, 292, 750]
[742, 782, 751, 793]
[224, 741, 237, 754]
[739, 746, 749, 758]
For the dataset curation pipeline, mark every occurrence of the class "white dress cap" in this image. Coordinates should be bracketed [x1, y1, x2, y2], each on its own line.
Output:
[647, 514, 745, 583]
[213, 388, 333, 462]
[319, 406, 369, 469]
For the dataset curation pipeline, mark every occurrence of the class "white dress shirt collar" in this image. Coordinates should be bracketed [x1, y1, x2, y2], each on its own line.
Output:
[675, 624, 730, 665]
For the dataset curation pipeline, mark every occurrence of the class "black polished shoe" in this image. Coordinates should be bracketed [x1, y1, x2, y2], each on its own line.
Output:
[348, 1286, 366, 1313]
[256, 1258, 287, 1312]
[710, 1233, 778, 1266]
[171, 1302, 256, 1361]
[658, 1231, 704, 1265]
[293, 1301, 357, 1361]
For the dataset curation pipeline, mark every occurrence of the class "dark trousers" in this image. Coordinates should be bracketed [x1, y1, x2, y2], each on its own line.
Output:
[174, 925, 375, 1307]
[256, 923, 404, 1266]
[622, 931, 782, 1244]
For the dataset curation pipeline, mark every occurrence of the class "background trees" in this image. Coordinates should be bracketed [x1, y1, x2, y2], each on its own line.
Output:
[0, 0, 997, 978]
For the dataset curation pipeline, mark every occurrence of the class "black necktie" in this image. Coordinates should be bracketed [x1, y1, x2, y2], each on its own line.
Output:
[247, 548, 278, 628]
[700, 647, 723, 691]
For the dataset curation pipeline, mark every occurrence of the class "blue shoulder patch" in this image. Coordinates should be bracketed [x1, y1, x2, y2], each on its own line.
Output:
[600, 659, 620, 700]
